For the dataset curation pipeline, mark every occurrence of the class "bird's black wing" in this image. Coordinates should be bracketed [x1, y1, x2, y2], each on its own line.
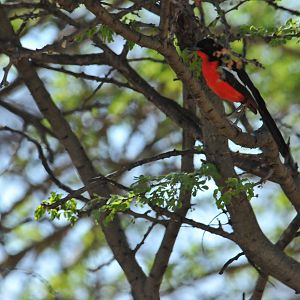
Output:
[220, 62, 294, 164]
[219, 65, 258, 113]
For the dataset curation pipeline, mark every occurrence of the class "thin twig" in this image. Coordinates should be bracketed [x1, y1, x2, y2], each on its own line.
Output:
[88, 257, 115, 272]
[133, 222, 156, 254]
[82, 68, 114, 103]
[128, 57, 165, 63]
[213, 2, 231, 46]
[265, 0, 300, 17]
[34, 63, 136, 91]
[152, 206, 235, 240]
[108, 148, 204, 179]
[1, 268, 60, 298]
[0, 126, 75, 194]
[219, 252, 244, 274]
[126, 210, 168, 226]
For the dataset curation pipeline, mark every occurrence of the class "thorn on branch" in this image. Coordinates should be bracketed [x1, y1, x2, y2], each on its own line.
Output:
[219, 251, 244, 275]
[0, 60, 12, 88]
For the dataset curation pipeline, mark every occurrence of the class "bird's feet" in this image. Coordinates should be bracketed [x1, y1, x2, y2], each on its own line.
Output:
[227, 104, 246, 125]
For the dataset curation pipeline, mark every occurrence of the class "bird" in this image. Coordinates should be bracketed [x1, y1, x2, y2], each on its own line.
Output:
[191, 38, 295, 167]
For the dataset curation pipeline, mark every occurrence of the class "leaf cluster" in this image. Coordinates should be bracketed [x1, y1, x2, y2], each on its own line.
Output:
[75, 24, 114, 43]
[101, 162, 220, 224]
[35, 192, 78, 225]
[75, 16, 138, 49]
[213, 178, 257, 209]
[240, 18, 300, 45]
[35, 162, 257, 225]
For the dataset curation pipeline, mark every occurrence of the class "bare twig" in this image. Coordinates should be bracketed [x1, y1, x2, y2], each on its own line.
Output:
[265, 0, 300, 17]
[133, 222, 157, 254]
[126, 210, 168, 226]
[128, 57, 165, 63]
[82, 68, 115, 103]
[0, 268, 60, 298]
[88, 257, 115, 272]
[107, 148, 203, 179]
[213, 2, 231, 45]
[33, 63, 136, 91]
[152, 206, 235, 241]
[219, 252, 244, 274]
[0, 126, 75, 194]
[0, 98, 54, 135]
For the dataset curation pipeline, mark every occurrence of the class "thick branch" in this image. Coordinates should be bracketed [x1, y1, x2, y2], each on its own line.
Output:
[0, 98, 54, 137]
[251, 214, 300, 299]
[147, 91, 196, 292]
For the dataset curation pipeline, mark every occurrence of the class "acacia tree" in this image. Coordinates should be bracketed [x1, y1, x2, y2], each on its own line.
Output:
[1, 1, 300, 299]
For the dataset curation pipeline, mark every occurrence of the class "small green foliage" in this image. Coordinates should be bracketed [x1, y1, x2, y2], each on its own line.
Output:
[97, 24, 114, 43]
[240, 18, 300, 46]
[75, 25, 114, 43]
[91, 209, 102, 225]
[127, 40, 136, 50]
[182, 50, 202, 79]
[36, 166, 255, 225]
[198, 162, 221, 180]
[75, 17, 138, 49]
[213, 178, 256, 209]
[34, 203, 46, 220]
[49, 191, 62, 204]
[131, 171, 211, 208]
[122, 16, 138, 29]
[34, 192, 78, 226]
[101, 162, 217, 224]
[122, 17, 138, 50]
[100, 194, 133, 225]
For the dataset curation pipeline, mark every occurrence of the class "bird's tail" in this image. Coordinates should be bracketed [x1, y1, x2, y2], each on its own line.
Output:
[238, 68, 296, 170]
[257, 103, 295, 168]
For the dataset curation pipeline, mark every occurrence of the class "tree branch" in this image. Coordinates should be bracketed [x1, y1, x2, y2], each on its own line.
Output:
[251, 213, 300, 299]
[159, 0, 170, 40]
[148, 90, 196, 289]
[265, 0, 300, 17]
[0, 5, 147, 295]
[0, 126, 76, 194]
[108, 148, 203, 179]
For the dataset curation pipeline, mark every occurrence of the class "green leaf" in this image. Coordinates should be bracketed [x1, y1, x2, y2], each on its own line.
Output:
[34, 204, 46, 221]
[97, 25, 114, 43]
[35, 193, 78, 225]
[213, 178, 256, 209]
